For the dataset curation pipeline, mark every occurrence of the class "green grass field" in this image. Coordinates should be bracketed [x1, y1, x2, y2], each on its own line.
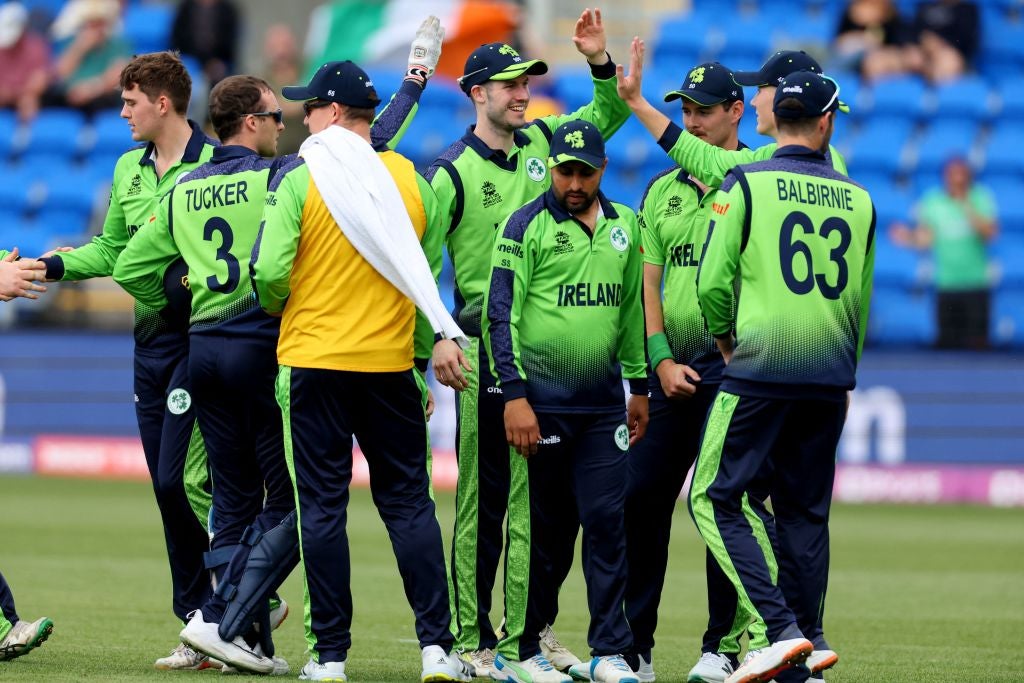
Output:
[0, 476, 1021, 682]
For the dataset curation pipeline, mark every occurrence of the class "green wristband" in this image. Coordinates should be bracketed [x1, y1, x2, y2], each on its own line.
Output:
[647, 332, 674, 371]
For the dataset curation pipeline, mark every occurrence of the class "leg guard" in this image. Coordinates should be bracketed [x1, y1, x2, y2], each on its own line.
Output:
[216, 511, 300, 651]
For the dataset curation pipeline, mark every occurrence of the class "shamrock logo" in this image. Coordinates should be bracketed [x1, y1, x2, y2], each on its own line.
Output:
[564, 130, 586, 149]
[526, 157, 547, 182]
[689, 66, 706, 84]
[167, 388, 192, 415]
[498, 44, 519, 57]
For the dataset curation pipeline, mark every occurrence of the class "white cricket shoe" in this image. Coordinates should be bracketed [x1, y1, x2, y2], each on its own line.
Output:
[221, 642, 289, 675]
[585, 655, 639, 683]
[180, 609, 274, 675]
[422, 644, 473, 682]
[540, 625, 582, 671]
[0, 617, 53, 661]
[806, 648, 837, 675]
[270, 598, 289, 630]
[298, 659, 347, 681]
[687, 652, 734, 683]
[460, 647, 497, 678]
[493, 653, 573, 683]
[725, 638, 812, 683]
[635, 654, 655, 683]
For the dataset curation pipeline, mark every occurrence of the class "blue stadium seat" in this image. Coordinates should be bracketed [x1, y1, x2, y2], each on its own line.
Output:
[19, 108, 87, 157]
[862, 76, 928, 120]
[993, 235, 1024, 288]
[85, 109, 135, 157]
[718, 11, 778, 63]
[123, 4, 171, 53]
[982, 16, 1024, 72]
[997, 77, 1024, 119]
[401, 108, 465, 169]
[844, 116, 913, 174]
[41, 168, 104, 215]
[912, 121, 978, 173]
[0, 216, 51, 258]
[652, 13, 716, 65]
[34, 209, 92, 242]
[553, 67, 596, 111]
[992, 288, 1024, 346]
[982, 123, 1024, 175]
[931, 76, 994, 122]
[981, 176, 1024, 235]
[18, 153, 76, 183]
[867, 286, 936, 346]
[0, 110, 16, 159]
[0, 165, 45, 213]
[872, 233, 927, 288]
[600, 167, 648, 210]
[605, 117, 660, 171]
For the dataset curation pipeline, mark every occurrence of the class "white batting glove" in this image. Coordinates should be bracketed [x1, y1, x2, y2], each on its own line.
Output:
[406, 15, 445, 87]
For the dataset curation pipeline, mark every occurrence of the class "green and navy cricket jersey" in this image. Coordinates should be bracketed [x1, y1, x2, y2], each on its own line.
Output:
[657, 122, 848, 187]
[112, 146, 282, 338]
[697, 145, 876, 398]
[638, 145, 749, 385]
[426, 60, 630, 337]
[483, 190, 647, 412]
[41, 121, 217, 349]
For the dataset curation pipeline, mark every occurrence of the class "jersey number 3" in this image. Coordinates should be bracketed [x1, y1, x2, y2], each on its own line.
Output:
[779, 210, 851, 300]
[204, 216, 240, 294]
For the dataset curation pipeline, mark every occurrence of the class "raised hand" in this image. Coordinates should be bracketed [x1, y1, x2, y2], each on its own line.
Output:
[406, 15, 445, 87]
[573, 8, 608, 64]
[615, 36, 645, 103]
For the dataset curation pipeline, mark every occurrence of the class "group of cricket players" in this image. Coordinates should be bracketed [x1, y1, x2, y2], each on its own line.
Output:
[0, 7, 876, 683]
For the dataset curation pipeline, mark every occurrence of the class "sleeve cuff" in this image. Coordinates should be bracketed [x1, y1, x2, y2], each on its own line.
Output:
[414, 358, 429, 373]
[433, 332, 444, 344]
[398, 78, 425, 97]
[500, 379, 528, 402]
[628, 378, 649, 396]
[40, 255, 65, 281]
[657, 122, 683, 154]
[589, 54, 616, 79]
[646, 332, 674, 370]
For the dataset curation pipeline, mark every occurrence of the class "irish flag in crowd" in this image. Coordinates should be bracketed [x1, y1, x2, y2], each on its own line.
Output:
[303, 0, 520, 82]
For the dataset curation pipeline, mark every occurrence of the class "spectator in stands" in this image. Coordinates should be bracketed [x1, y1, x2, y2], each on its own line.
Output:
[889, 156, 998, 349]
[0, 2, 50, 121]
[45, 0, 131, 113]
[910, 0, 980, 83]
[833, 0, 916, 80]
[171, 0, 240, 88]
[262, 23, 306, 154]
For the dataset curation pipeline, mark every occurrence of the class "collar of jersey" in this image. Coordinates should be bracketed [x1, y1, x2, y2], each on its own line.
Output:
[140, 119, 213, 168]
[544, 187, 619, 224]
[462, 126, 531, 162]
[772, 144, 828, 163]
[212, 145, 260, 162]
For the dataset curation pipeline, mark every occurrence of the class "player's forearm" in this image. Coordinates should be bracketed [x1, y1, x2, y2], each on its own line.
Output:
[111, 267, 167, 310]
[587, 61, 630, 140]
[658, 122, 764, 187]
[624, 93, 670, 143]
[370, 80, 423, 150]
[42, 240, 120, 281]
[697, 281, 733, 338]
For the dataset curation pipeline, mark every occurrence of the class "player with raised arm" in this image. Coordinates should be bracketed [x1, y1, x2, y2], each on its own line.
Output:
[483, 120, 647, 683]
[616, 42, 849, 187]
[426, 9, 631, 677]
[690, 72, 875, 683]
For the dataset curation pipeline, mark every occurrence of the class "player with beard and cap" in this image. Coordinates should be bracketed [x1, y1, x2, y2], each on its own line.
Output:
[483, 119, 648, 683]
[425, 8, 631, 678]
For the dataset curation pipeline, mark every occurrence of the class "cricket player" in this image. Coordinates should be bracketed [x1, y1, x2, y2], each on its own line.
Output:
[623, 63, 776, 683]
[35, 52, 219, 669]
[617, 42, 848, 681]
[0, 571, 51, 662]
[691, 72, 875, 683]
[483, 120, 647, 683]
[427, 9, 631, 676]
[252, 59, 471, 683]
[112, 75, 295, 675]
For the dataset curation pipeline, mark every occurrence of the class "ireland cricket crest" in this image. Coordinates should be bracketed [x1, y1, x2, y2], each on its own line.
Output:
[526, 157, 546, 182]
[614, 424, 629, 451]
[167, 388, 192, 415]
[609, 225, 629, 252]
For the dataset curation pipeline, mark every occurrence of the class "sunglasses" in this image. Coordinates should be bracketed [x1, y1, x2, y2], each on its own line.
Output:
[302, 100, 333, 117]
[247, 109, 284, 124]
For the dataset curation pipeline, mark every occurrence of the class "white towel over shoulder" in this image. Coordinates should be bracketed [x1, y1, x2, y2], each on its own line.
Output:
[300, 125, 468, 348]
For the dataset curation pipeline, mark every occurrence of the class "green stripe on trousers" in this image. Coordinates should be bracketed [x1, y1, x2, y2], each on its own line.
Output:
[495, 447, 530, 660]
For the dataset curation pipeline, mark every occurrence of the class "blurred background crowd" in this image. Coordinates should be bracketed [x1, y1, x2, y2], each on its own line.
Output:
[0, 0, 1021, 352]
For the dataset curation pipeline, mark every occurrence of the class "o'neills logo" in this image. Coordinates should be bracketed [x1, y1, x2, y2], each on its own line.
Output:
[782, 85, 804, 94]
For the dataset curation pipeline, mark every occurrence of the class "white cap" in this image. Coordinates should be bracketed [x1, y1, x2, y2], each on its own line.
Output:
[0, 2, 28, 50]
[51, 0, 120, 41]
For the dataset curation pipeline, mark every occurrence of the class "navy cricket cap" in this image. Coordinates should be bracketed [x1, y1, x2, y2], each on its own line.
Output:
[282, 60, 381, 108]
[733, 50, 823, 87]
[773, 71, 842, 119]
[458, 42, 548, 94]
[548, 120, 605, 169]
[664, 62, 744, 106]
